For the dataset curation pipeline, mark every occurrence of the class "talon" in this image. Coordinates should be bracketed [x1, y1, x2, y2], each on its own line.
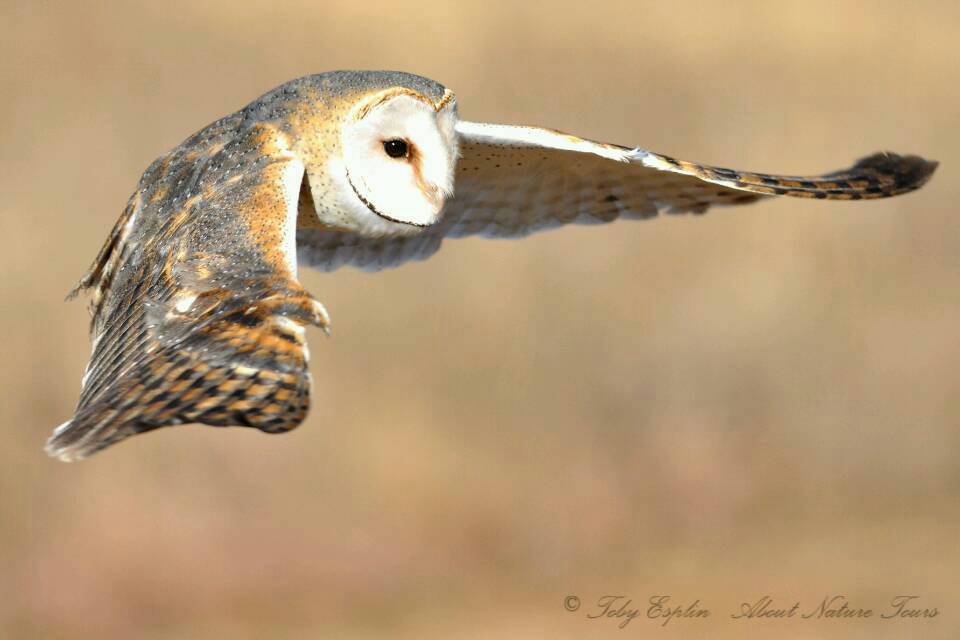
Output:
[309, 299, 332, 335]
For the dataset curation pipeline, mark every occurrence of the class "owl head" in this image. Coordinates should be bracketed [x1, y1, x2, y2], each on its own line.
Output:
[289, 71, 460, 236]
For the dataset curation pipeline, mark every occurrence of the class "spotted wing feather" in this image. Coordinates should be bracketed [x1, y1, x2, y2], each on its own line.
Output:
[47, 116, 326, 461]
[297, 122, 936, 271]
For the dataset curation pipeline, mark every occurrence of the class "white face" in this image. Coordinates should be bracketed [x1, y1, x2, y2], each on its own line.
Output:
[336, 93, 458, 233]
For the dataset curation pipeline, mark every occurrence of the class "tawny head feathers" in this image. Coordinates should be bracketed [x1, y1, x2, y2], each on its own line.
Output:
[280, 72, 460, 236]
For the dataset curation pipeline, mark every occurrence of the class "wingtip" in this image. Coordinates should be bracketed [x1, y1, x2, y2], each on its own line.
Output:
[916, 156, 939, 182]
[855, 152, 939, 191]
[44, 420, 87, 463]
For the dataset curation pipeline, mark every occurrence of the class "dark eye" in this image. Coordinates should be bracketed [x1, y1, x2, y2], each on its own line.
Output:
[383, 139, 408, 159]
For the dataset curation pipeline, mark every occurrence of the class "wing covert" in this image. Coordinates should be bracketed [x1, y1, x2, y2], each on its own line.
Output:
[47, 120, 328, 461]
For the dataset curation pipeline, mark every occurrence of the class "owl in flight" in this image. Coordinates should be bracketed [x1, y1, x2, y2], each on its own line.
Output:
[46, 71, 937, 461]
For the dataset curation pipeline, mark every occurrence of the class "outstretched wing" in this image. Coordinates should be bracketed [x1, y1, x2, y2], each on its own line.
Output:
[297, 121, 937, 272]
[47, 119, 328, 461]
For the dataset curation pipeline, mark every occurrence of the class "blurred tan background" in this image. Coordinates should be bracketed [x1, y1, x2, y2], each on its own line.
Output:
[1, 1, 958, 638]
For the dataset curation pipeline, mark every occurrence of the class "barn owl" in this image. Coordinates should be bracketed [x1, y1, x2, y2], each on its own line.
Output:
[46, 70, 937, 461]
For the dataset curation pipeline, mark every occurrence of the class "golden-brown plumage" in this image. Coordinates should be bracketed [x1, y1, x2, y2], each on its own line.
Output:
[47, 71, 937, 461]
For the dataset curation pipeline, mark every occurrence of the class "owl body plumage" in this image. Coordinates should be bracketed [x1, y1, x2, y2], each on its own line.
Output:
[47, 71, 938, 461]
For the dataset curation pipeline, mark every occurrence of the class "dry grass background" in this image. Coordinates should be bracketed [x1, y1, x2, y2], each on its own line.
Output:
[1, 1, 958, 638]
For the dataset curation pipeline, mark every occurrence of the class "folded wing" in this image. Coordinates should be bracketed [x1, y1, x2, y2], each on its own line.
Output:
[47, 120, 328, 461]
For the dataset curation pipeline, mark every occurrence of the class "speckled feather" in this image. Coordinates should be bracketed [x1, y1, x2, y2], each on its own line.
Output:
[46, 73, 415, 460]
[47, 71, 937, 460]
[298, 124, 937, 271]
